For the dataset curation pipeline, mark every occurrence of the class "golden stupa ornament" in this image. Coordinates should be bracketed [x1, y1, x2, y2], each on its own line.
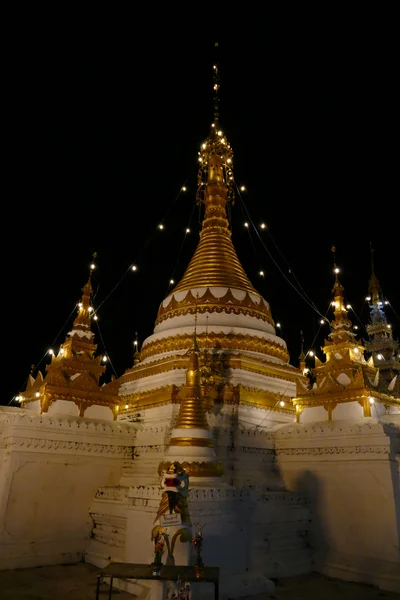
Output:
[293, 249, 399, 420]
[18, 254, 119, 417]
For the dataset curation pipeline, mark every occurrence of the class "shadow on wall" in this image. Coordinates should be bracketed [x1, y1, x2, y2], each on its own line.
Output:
[384, 422, 400, 556]
[295, 470, 329, 572]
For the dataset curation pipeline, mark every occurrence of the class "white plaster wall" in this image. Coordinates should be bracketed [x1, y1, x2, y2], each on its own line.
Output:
[300, 406, 327, 423]
[332, 402, 363, 420]
[274, 416, 400, 593]
[84, 405, 114, 420]
[47, 399, 80, 417]
[22, 400, 41, 414]
[0, 409, 138, 570]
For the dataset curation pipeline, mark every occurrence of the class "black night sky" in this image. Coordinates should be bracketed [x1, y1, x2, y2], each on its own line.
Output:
[3, 20, 399, 406]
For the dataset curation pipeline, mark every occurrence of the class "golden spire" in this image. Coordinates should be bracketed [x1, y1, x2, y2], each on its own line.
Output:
[133, 331, 141, 365]
[299, 330, 306, 372]
[368, 242, 382, 305]
[326, 246, 355, 344]
[173, 342, 209, 431]
[72, 252, 97, 337]
[170, 55, 260, 296]
[18, 253, 119, 417]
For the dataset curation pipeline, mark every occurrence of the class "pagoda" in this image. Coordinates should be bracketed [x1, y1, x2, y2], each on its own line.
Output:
[17, 256, 119, 419]
[85, 58, 312, 596]
[118, 62, 301, 421]
[293, 248, 400, 422]
[364, 247, 400, 395]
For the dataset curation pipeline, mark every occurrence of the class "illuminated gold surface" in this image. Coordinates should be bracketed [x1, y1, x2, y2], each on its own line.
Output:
[170, 125, 261, 296]
[158, 460, 223, 478]
[19, 270, 118, 416]
[140, 331, 289, 363]
[174, 349, 210, 431]
[122, 351, 300, 386]
[121, 381, 296, 414]
[293, 267, 399, 416]
[156, 288, 272, 326]
[169, 437, 214, 447]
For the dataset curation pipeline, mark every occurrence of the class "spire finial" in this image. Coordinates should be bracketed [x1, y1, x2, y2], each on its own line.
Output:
[89, 252, 97, 278]
[369, 242, 375, 276]
[368, 242, 382, 305]
[331, 245, 339, 282]
[213, 42, 220, 125]
[133, 331, 141, 364]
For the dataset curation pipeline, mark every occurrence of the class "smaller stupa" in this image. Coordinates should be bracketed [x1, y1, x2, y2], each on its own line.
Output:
[293, 247, 399, 421]
[17, 255, 119, 419]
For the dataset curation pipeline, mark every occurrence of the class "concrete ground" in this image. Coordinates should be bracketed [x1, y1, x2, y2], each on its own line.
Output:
[0, 562, 398, 599]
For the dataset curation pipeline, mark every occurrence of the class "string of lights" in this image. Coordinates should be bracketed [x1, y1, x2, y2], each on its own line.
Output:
[234, 183, 328, 322]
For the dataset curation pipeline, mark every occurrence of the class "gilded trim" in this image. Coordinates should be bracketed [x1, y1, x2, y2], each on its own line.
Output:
[140, 332, 289, 362]
[169, 437, 214, 447]
[156, 288, 272, 325]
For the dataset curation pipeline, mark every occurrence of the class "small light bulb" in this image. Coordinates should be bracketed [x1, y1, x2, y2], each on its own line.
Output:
[259, 270, 264, 277]
[169, 279, 175, 285]
[132, 265, 137, 271]
[320, 319, 325, 325]
[198, 157, 203, 162]
[186, 228, 190, 233]
[48, 349, 54, 355]
[227, 158, 231, 163]
[369, 397, 375, 404]
[276, 322, 281, 328]
[211, 123, 215, 128]
[78, 302, 83, 308]
[35, 392, 40, 398]
[102, 355, 108, 362]
[88, 306, 94, 312]
[331, 301, 336, 307]
[334, 267, 340, 274]
[354, 325, 359, 330]
[93, 315, 98, 320]
[217, 130, 222, 136]
[366, 296, 371, 301]
[384, 300, 389, 305]
[240, 186, 246, 191]
[377, 354, 383, 360]
[90, 263, 95, 270]
[244, 222, 249, 228]
[309, 351, 314, 357]
[260, 223, 266, 229]
[303, 368, 309, 375]
[125, 404, 129, 409]
[346, 304, 352, 310]
[134, 340, 138, 346]
[354, 348, 359, 353]
[280, 401, 285, 407]
[181, 186, 187, 191]
[158, 224, 164, 230]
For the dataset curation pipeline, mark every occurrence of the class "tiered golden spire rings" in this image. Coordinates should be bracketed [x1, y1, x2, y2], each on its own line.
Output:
[196, 54, 235, 207]
[330, 246, 349, 325]
[174, 350, 209, 431]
